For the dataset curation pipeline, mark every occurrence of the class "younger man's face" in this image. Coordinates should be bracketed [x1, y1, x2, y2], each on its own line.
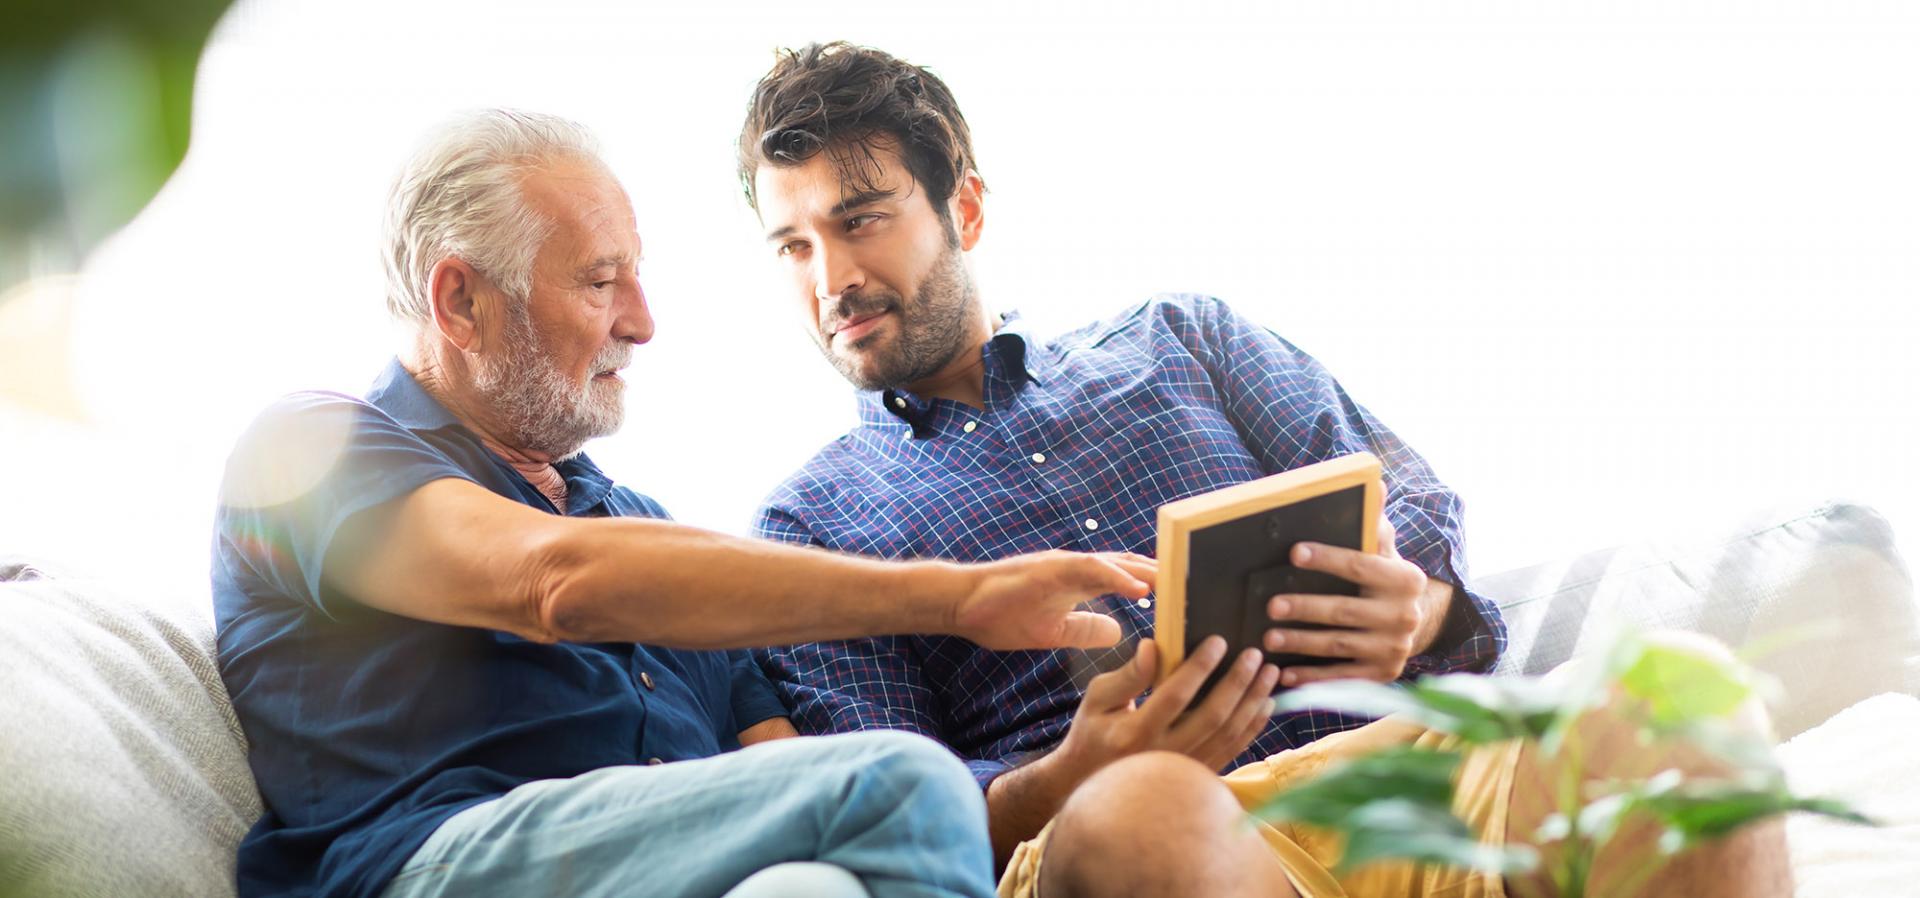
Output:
[755, 144, 976, 391]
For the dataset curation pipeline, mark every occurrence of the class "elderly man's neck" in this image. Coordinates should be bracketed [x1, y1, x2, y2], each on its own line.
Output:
[402, 349, 572, 510]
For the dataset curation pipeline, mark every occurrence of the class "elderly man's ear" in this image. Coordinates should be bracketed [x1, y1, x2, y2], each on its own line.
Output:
[427, 257, 489, 353]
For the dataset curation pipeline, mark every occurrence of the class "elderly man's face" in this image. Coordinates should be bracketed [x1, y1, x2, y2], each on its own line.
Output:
[472, 157, 652, 459]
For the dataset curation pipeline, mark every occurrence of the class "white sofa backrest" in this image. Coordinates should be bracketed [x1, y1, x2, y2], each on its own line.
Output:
[1476, 501, 1919, 739]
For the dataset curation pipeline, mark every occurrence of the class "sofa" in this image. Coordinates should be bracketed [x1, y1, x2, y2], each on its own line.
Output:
[3, 501, 1916, 897]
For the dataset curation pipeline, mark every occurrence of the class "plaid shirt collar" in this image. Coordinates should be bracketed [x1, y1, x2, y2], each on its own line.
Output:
[859, 310, 1045, 437]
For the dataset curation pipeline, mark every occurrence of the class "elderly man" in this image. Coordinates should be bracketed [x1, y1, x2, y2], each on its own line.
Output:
[739, 43, 1793, 898]
[211, 109, 1152, 898]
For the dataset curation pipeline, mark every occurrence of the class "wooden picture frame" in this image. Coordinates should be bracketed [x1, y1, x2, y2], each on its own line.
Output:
[1152, 452, 1384, 691]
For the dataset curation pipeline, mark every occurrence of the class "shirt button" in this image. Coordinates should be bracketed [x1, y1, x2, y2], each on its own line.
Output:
[1031, 452, 1047, 464]
[893, 397, 907, 409]
[640, 672, 656, 690]
[647, 757, 664, 766]
[1137, 597, 1153, 609]
[1083, 518, 1099, 531]
[963, 421, 977, 434]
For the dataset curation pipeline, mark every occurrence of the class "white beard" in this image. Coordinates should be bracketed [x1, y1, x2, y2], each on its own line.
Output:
[472, 300, 630, 460]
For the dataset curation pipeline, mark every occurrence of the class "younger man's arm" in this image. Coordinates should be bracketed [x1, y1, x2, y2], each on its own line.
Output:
[1175, 295, 1507, 677]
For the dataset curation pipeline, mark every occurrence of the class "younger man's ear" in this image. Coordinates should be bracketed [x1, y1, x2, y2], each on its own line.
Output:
[950, 170, 986, 252]
[427, 257, 487, 352]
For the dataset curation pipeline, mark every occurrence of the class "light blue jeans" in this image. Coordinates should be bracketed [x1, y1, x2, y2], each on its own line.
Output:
[379, 731, 994, 898]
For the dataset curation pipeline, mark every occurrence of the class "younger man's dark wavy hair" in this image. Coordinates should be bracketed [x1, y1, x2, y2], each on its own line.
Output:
[737, 42, 983, 221]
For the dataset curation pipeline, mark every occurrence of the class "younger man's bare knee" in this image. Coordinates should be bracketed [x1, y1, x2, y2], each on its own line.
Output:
[1040, 753, 1223, 896]
[1040, 752, 1293, 898]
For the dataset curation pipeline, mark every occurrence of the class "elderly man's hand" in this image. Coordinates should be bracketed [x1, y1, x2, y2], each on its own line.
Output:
[950, 551, 1154, 651]
[1262, 515, 1453, 686]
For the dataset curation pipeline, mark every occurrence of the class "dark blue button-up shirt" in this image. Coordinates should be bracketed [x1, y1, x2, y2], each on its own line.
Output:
[754, 294, 1505, 787]
[212, 360, 788, 898]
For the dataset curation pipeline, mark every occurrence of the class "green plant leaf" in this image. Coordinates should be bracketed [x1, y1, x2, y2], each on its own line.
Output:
[1537, 629, 1650, 754]
[2, 0, 234, 291]
[1254, 745, 1462, 825]
[1662, 717, 1784, 776]
[1340, 800, 1540, 874]
[1627, 777, 1877, 852]
[1412, 674, 1566, 743]
[1271, 679, 1432, 724]
[1274, 673, 1569, 746]
[1252, 746, 1538, 876]
[1573, 790, 1635, 844]
[1616, 640, 1754, 728]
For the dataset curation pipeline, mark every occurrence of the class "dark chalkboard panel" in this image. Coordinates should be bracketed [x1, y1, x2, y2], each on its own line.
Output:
[1153, 453, 1382, 699]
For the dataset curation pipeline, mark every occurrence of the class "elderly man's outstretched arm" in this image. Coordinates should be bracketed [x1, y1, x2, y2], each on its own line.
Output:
[323, 476, 1150, 651]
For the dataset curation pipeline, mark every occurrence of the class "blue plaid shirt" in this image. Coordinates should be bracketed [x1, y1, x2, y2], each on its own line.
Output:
[754, 294, 1506, 788]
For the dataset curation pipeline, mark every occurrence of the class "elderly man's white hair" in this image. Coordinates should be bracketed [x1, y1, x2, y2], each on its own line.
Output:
[383, 109, 603, 325]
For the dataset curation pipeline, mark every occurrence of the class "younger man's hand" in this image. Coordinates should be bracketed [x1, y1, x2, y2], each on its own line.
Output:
[1052, 636, 1279, 781]
[1262, 515, 1447, 686]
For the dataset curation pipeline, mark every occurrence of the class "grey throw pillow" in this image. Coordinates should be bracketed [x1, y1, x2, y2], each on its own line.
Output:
[1476, 501, 1920, 739]
[0, 578, 261, 897]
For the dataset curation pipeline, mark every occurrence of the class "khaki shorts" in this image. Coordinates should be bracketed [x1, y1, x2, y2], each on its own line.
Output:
[998, 717, 1525, 898]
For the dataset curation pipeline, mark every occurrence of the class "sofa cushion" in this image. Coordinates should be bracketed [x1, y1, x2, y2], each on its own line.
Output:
[0, 553, 62, 582]
[0, 577, 261, 897]
[1474, 501, 1919, 738]
[1777, 692, 1920, 897]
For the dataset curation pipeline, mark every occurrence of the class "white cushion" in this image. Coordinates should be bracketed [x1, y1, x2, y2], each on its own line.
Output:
[1475, 502, 1919, 738]
[1777, 693, 1920, 897]
[0, 577, 260, 897]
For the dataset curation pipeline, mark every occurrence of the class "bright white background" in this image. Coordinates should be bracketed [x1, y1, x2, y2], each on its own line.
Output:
[3, 0, 1916, 599]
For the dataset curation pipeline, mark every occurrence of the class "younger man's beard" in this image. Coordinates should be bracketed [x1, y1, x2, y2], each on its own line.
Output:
[472, 298, 630, 461]
[822, 240, 979, 392]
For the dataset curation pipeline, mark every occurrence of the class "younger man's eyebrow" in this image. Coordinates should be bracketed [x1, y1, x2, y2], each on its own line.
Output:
[828, 188, 897, 218]
[763, 187, 902, 242]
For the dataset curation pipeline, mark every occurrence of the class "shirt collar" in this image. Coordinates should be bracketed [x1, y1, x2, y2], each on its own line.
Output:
[365, 358, 463, 432]
[990, 310, 1044, 389]
[861, 311, 1045, 436]
[364, 358, 615, 514]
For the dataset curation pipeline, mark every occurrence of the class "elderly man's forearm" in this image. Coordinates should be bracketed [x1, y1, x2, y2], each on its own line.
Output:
[525, 517, 961, 648]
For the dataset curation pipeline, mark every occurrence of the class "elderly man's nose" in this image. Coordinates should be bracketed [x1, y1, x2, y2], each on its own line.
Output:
[620, 281, 655, 344]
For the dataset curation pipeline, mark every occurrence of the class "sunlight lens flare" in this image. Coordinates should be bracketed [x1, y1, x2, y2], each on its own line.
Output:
[216, 399, 359, 510]
[0, 275, 86, 421]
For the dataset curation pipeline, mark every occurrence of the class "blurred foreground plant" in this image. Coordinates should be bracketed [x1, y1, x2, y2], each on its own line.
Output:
[2, 0, 232, 293]
[1254, 633, 1874, 898]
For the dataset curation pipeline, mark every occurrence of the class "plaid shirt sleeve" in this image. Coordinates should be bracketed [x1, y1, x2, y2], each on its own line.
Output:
[1176, 295, 1507, 676]
[750, 505, 973, 768]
